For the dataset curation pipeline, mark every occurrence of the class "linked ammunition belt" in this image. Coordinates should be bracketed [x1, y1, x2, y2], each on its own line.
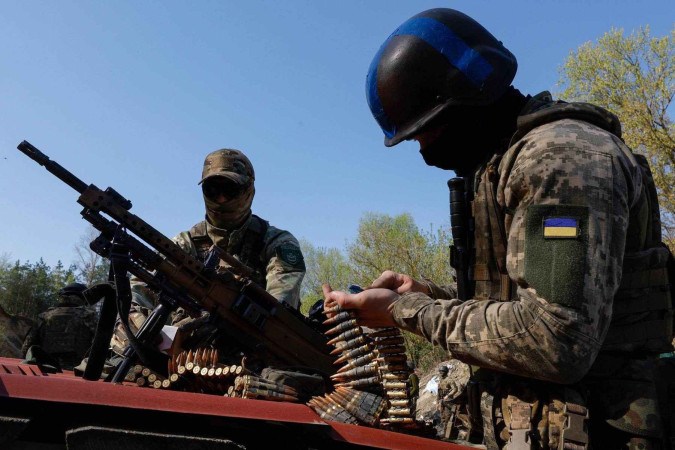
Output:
[129, 305, 430, 435]
[128, 348, 299, 402]
[309, 305, 421, 430]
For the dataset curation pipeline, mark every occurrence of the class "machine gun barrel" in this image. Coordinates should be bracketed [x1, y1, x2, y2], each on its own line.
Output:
[18, 140, 88, 194]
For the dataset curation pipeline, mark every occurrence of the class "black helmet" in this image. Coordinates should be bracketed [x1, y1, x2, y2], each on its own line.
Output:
[366, 8, 517, 147]
[438, 365, 449, 374]
[58, 282, 87, 298]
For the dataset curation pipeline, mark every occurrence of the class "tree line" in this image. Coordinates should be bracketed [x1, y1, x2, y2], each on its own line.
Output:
[0, 228, 110, 322]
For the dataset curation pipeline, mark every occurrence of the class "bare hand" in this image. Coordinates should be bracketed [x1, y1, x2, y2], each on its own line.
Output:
[369, 270, 429, 295]
[322, 283, 400, 328]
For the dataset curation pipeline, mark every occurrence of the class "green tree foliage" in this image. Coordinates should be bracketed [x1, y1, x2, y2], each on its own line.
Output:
[558, 26, 675, 246]
[74, 226, 110, 285]
[0, 255, 77, 321]
[347, 212, 452, 287]
[299, 239, 352, 314]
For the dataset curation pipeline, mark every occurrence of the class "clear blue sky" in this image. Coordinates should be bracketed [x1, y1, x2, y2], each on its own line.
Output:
[1, 1, 672, 267]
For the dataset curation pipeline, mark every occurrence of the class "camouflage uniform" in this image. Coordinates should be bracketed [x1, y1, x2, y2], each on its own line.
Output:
[171, 215, 305, 308]
[392, 93, 674, 448]
[437, 372, 455, 436]
[22, 295, 98, 371]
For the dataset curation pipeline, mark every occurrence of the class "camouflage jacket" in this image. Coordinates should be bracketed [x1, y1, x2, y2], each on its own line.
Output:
[130, 214, 305, 311]
[391, 93, 672, 443]
[172, 214, 306, 308]
[437, 376, 454, 403]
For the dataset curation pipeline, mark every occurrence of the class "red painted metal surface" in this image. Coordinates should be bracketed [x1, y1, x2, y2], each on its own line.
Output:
[0, 357, 475, 449]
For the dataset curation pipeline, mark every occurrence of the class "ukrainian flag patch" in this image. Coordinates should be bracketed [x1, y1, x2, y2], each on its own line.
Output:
[543, 217, 578, 238]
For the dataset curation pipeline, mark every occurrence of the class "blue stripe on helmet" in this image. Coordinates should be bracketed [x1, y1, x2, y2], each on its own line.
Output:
[395, 17, 493, 85]
[366, 42, 396, 139]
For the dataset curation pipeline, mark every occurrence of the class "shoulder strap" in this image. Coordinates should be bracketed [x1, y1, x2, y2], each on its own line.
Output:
[473, 156, 514, 301]
[238, 215, 269, 271]
[187, 220, 212, 262]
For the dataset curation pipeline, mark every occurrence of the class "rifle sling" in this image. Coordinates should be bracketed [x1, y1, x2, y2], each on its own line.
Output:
[110, 236, 169, 378]
[82, 281, 118, 381]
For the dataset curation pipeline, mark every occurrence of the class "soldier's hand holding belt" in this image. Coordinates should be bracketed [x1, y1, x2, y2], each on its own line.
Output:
[322, 284, 399, 328]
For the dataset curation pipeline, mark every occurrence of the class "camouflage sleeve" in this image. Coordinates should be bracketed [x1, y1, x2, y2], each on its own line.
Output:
[420, 278, 457, 299]
[262, 227, 305, 309]
[391, 120, 642, 383]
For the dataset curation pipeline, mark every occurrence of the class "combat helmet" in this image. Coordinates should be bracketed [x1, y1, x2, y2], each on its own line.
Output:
[366, 8, 517, 146]
[58, 282, 87, 298]
[58, 282, 88, 305]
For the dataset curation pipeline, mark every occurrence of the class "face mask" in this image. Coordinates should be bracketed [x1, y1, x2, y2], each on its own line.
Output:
[204, 184, 255, 229]
[419, 130, 491, 175]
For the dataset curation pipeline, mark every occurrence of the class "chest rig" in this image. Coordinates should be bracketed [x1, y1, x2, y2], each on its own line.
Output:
[188, 215, 270, 286]
[448, 154, 517, 304]
[472, 156, 517, 302]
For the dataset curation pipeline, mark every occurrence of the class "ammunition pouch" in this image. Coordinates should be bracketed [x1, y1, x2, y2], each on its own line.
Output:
[473, 373, 589, 450]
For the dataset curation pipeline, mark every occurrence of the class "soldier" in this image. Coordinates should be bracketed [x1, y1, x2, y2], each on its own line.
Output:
[407, 360, 420, 416]
[22, 282, 98, 371]
[112, 148, 306, 358]
[436, 365, 452, 436]
[324, 8, 674, 449]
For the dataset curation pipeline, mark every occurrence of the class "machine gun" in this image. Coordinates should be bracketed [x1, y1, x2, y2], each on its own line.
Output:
[17, 140, 335, 381]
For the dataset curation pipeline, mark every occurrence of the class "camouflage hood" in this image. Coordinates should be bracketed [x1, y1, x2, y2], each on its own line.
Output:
[511, 91, 622, 144]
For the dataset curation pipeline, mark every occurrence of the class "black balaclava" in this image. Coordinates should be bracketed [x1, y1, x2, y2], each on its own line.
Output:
[419, 87, 528, 176]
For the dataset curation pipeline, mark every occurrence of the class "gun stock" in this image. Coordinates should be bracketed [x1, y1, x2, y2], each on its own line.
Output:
[17, 140, 335, 376]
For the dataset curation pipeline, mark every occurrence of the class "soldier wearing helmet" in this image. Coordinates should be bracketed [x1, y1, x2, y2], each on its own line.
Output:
[436, 365, 453, 437]
[325, 8, 673, 449]
[22, 282, 98, 371]
[112, 149, 305, 360]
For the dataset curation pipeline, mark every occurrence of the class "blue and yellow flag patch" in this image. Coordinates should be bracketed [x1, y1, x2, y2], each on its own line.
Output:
[543, 217, 579, 238]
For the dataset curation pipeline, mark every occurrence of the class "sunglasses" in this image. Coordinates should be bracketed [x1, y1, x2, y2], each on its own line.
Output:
[202, 179, 248, 200]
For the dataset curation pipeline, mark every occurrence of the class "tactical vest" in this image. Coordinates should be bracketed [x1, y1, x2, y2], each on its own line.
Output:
[466, 100, 674, 449]
[187, 214, 269, 286]
[40, 306, 96, 370]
